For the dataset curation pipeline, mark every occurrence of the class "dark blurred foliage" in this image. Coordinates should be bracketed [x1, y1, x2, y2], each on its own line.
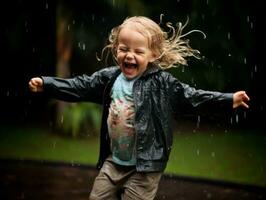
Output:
[0, 0, 265, 131]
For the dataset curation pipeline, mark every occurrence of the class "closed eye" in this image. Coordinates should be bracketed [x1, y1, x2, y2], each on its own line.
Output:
[118, 47, 128, 52]
[135, 51, 144, 54]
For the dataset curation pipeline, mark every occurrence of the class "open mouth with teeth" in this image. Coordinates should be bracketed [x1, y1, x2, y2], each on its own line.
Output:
[120, 61, 140, 79]
[122, 62, 138, 77]
[124, 62, 138, 69]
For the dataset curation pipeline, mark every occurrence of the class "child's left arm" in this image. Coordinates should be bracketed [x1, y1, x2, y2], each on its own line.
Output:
[233, 91, 250, 109]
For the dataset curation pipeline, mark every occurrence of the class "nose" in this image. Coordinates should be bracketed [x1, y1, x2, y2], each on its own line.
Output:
[125, 52, 134, 60]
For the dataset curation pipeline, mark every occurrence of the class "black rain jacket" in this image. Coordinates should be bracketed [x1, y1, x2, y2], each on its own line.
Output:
[42, 64, 233, 172]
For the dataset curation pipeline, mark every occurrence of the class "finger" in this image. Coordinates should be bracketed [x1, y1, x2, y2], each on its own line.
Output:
[241, 101, 249, 109]
[244, 93, 250, 101]
[31, 78, 39, 86]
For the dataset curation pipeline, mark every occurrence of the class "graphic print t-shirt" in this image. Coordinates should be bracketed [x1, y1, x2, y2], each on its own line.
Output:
[107, 73, 137, 166]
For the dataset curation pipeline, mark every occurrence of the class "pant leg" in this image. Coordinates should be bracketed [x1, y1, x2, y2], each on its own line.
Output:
[89, 158, 135, 200]
[122, 172, 162, 200]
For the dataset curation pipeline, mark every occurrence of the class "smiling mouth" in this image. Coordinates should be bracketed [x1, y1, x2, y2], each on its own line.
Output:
[124, 62, 138, 69]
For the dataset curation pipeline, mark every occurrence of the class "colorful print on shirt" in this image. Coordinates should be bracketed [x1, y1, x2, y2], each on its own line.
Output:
[107, 73, 137, 166]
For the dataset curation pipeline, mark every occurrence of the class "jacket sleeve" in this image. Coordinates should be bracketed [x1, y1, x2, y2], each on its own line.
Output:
[167, 73, 233, 115]
[41, 67, 114, 104]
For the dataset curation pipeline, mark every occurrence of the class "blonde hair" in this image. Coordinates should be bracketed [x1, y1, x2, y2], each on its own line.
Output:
[98, 15, 206, 69]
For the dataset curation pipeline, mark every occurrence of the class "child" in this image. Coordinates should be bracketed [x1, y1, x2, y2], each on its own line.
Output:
[29, 16, 250, 199]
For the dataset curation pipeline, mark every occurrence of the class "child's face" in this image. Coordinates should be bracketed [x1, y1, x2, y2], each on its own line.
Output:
[116, 26, 156, 80]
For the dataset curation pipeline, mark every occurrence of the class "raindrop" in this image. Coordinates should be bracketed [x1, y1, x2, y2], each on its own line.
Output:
[228, 53, 231, 57]
[61, 115, 64, 124]
[52, 141, 56, 149]
[201, 14, 205, 20]
[227, 32, 231, 40]
[196, 149, 200, 156]
[196, 115, 200, 128]
[243, 111, 247, 119]
[235, 114, 239, 123]
[73, 20, 76, 25]
[67, 24, 70, 31]
[92, 14, 95, 21]
[82, 43, 86, 50]
[206, 0, 209, 5]
[244, 57, 247, 64]
[32, 47, 35, 53]
[45, 2, 48, 9]
[191, 77, 194, 84]
[246, 16, 250, 23]
[6, 91, 10, 96]
[211, 152, 215, 157]
[254, 65, 257, 72]
[181, 66, 185, 72]
[250, 22, 253, 29]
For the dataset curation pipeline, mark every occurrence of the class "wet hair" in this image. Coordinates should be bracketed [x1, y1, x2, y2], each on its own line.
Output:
[98, 15, 206, 69]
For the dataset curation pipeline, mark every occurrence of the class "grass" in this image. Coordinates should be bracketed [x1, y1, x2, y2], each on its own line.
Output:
[0, 127, 99, 165]
[166, 131, 266, 187]
[0, 126, 265, 187]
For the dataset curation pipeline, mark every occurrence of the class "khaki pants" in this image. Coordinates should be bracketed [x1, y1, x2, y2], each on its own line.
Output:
[89, 157, 162, 200]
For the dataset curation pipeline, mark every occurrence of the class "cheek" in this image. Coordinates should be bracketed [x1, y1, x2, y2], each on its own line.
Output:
[116, 53, 123, 63]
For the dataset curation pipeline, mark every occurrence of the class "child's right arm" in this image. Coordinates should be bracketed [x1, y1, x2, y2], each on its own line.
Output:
[28, 66, 119, 104]
[29, 77, 44, 92]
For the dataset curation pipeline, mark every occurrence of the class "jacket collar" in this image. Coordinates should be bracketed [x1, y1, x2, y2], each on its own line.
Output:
[142, 63, 161, 77]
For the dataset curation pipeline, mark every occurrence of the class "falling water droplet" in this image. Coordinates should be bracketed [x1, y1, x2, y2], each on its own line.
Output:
[250, 22, 253, 29]
[235, 114, 239, 123]
[247, 16, 250, 23]
[45, 2, 48, 9]
[197, 115, 200, 128]
[244, 57, 247, 64]
[243, 111, 247, 119]
[227, 32, 231, 40]
[61, 115, 64, 124]
[211, 152, 215, 157]
[196, 149, 200, 156]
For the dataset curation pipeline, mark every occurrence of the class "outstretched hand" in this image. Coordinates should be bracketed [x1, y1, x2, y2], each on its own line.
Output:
[233, 91, 250, 109]
[29, 77, 44, 92]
